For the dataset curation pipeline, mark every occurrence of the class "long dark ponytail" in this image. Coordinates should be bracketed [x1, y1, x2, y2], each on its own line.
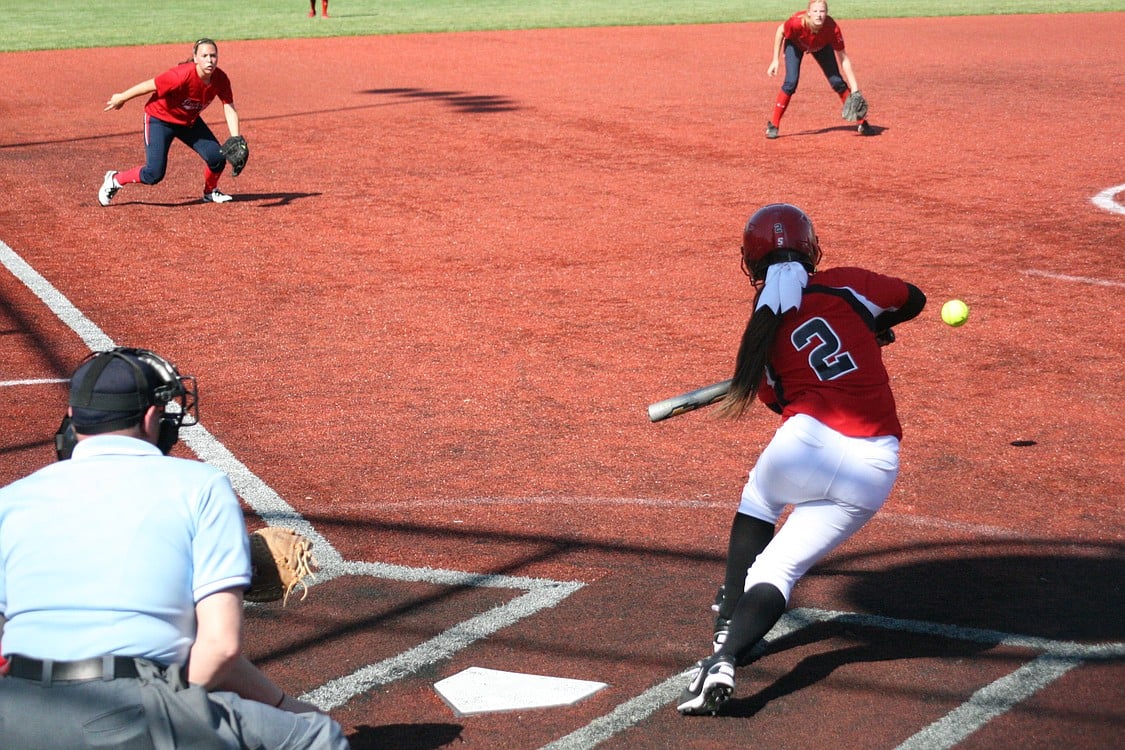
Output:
[715, 294, 784, 419]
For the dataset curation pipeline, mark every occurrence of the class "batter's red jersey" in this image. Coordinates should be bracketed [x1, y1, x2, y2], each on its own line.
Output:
[144, 63, 233, 126]
[757, 267, 911, 439]
[782, 12, 845, 54]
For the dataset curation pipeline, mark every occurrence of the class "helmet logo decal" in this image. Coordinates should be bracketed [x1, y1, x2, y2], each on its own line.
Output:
[774, 222, 785, 247]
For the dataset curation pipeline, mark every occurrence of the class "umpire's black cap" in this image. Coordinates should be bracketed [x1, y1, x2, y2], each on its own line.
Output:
[68, 350, 164, 434]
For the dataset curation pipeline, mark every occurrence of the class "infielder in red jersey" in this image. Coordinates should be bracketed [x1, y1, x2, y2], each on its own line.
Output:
[678, 204, 925, 716]
[765, 0, 871, 138]
[98, 38, 241, 206]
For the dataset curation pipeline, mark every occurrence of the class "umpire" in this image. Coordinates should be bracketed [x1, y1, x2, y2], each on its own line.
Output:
[0, 348, 347, 749]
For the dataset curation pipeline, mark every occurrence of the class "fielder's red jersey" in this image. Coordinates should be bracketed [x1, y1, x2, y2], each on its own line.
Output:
[144, 63, 233, 126]
[782, 12, 845, 54]
[757, 267, 911, 439]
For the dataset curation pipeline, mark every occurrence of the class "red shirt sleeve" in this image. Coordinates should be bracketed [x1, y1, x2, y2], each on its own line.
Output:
[827, 18, 846, 52]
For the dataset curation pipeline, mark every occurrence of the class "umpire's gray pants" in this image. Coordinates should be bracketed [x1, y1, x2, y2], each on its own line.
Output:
[0, 660, 348, 750]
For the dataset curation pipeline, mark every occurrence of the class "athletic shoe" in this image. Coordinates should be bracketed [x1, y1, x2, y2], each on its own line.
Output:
[98, 171, 120, 207]
[712, 616, 731, 653]
[677, 655, 736, 716]
[308, 10, 316, 17]
[765, 122, 779, 139]
[203, 190, 233, 204]
[857, 121, 873, 136]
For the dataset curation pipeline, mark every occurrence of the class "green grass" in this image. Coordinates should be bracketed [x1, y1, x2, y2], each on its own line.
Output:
[1, 0, 1122, 51]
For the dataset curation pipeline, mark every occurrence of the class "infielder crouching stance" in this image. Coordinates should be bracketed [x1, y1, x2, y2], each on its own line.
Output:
[0, 347, 347, 749]
[677, 204, 925, 715]
[99, 38, 243, 206]
[766, 1, 871, 138]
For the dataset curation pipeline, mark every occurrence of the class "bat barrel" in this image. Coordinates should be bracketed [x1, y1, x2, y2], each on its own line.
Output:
[647, 379, 732, 422]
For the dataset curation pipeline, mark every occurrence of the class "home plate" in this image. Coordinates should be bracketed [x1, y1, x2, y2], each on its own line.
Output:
[434, 667, 607, 716]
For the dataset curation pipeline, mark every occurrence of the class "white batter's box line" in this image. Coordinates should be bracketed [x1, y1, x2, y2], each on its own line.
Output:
[301, 582, 585, 711]
[801, 608, 1125, 661]
[322, 559, 587, 593]
[182, 423, 586, 594]
[540, 612, 811, 750]
[541, 608, 1122, 750]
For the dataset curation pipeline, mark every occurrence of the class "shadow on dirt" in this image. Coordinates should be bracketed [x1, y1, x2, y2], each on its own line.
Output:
[361, 87, 520, 114]
[836, 540, 1124, 642]
[721, 619, 992, 718]
[348, 722, 463, 749]
[110, 192, 322, 208]
[719, 540, 1122, 717]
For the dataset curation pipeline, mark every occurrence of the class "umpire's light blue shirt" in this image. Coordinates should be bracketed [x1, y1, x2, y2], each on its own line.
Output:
[0, 435, 251, 665]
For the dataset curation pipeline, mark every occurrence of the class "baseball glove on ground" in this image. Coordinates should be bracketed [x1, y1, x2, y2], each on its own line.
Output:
[841, 91, 868, 121]
[245, 527, 318, 604]
[220, 135, 249, 176]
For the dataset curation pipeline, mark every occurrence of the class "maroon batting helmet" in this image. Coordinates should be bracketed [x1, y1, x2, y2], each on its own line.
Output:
[740, 203, 822, 282]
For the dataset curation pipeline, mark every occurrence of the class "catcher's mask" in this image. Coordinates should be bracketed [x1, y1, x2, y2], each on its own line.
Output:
[56, 347, 198, 460]
[740, 203, 822, 284]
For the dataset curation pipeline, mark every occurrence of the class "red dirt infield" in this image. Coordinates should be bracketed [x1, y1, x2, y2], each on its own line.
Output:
[1, 12, 1122, 749]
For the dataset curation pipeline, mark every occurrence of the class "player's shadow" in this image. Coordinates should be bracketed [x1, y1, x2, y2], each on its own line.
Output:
[720, 541, 1122, 717]
[787, 123, 884, 137]
[347, 723, 463, 749]
[838, 541, 1124, 642]
[361, 87, 520, 114]
[720, 619, 991, 718]
[111, 192, 321, 208]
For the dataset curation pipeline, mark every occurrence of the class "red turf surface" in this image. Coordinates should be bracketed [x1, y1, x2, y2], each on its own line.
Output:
[1, 13, 1123, 749]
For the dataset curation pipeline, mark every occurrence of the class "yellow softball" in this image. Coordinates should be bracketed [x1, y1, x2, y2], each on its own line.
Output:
[941, 299, 970, 327]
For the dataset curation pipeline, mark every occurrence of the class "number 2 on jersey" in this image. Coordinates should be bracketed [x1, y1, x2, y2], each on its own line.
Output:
[791, 317, 858, 381]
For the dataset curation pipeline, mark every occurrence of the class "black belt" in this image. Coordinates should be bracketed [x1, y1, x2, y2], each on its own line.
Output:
[7, 654, 141, 683]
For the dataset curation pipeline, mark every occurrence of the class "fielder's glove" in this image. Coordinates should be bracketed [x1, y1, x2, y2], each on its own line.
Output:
[245, 527, 318, 605]
[220, 135, 249, 176]
[841, 91, 868, 122]
[876, 328, 896, 347]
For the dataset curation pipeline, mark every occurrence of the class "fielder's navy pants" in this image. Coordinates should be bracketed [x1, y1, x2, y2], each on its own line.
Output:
[781, 41, 848, 96]
[139, 113, 225, 185]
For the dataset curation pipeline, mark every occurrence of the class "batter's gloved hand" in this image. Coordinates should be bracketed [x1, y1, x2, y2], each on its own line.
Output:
[245, 527, 318, 605]
[220, 135, 249, 176]
[841, 91, 868, 121]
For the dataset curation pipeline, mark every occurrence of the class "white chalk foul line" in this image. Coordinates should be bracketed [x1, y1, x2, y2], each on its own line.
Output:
[2, 236, 585, 713]
[0, 378, 69, 387]
[0, 240, 114, 351]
